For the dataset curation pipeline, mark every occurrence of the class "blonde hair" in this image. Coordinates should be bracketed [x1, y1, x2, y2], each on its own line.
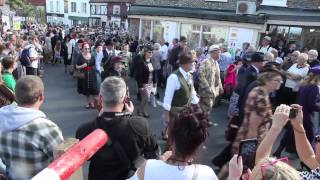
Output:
[298, 53, 309, 63]
[250, 157, 300, 180]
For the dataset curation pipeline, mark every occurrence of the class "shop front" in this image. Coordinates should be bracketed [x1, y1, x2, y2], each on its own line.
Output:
[68, 16, 89, 27]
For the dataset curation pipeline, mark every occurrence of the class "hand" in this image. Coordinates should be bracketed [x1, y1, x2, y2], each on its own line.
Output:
[228, 155, 243, 180]
[124, 101, 134, 113]
[271, 104, 290, 130]
[160, 151, 172, 161]
[290, 104, 303, 128]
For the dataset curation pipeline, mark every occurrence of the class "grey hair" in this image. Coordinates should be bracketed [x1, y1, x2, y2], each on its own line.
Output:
[309, 49, 318, 57]
[16, 75, 44, 105]
[100, 76, 127, 107]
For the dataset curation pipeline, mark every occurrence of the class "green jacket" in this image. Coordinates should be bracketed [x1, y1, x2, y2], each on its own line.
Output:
[2, 72, 16, 92]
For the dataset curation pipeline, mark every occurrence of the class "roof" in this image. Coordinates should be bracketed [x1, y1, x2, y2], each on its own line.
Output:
[257, 5, 320, 22]
[27, 0, 45, 6]
[89, 0, 134, 3]
[129, 5, 265, 24]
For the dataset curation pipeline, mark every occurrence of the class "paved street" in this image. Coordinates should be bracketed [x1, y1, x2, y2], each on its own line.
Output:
[41, 64, 229, 179]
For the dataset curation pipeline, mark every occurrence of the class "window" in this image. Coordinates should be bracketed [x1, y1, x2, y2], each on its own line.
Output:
[261, 0, 287, 7]
[113, 5, 120, 15]
[101, 5, 107, 15]
[56, 1, 59, 12]
[50, 1, 53, 12]
[64, 0, 68, 13]
[91, 5, 96, 15]
[205, 0, 228, 2]
[202, 25, 228, 45]
[96, 5, 101, 14]
[181, 24, 201, 50]
[81, 3, 87, 14]
[71, 2, 76, 13]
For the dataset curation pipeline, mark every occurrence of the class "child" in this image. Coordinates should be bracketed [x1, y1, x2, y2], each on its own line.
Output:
[54, 40, 62, 64]
[1, 56, 17, 92]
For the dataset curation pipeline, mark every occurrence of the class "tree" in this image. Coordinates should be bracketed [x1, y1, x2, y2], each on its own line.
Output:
[6, 0, 36, 22]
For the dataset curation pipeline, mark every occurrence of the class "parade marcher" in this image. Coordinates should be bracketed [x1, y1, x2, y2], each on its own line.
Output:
[130, 105, 218, 180]
[134, 45, 155, 118]
[75, 42, 98, 109]
[283, 53, 309, 105]
[236, 42, 250, 59]
[104, 56, 127, 80]
[76, 76, 159, 180]
[61, 36, 70, 73]
[23, 36, 41, 76]
[44, 32, 52, 63]
[151, 43, 162, 88]
[283, 50, 300, 71]
[308, 49, 319, 68]
[71, 39, 84, 67]
[257, 36, 273, 54]
[163, 52, 199, 138]
[168, 36, 188, 71]
[0, 76, 64, 179]
[1, 56, 17, 92]
[93, 41, 104, 88]
[197, 45, 223, 115]
[53, 40, 62, 64]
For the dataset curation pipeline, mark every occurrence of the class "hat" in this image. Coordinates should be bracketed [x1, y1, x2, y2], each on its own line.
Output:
[180, 36, 187, 42]
[111, 56, 125, 64]
[263, 36, 271, 42]
[242, 52, 254, 62]
[209, 45, 220, 52]
[143, 44, 154, 52]
[179, 52, 195, 64]
[251, 52, 265, 62]
[310, 65, 320, 75]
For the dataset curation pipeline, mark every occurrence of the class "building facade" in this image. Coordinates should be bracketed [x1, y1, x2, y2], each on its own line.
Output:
[68, 0, 90, 26]
[89, 0, 133, 29]
[46, 0, 66, 25]
[128, 0, 320, 51]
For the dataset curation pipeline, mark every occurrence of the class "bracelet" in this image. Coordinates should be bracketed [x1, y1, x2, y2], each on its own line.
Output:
[293, 127, 306, 134]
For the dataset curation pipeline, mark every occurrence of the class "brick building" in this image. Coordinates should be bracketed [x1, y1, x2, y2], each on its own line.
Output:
[89, 0, 134, 28]
[128, 0, 320, 51]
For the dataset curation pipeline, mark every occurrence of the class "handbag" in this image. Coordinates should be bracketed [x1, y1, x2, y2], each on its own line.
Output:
[225, 115, 240, 142]
[73, 70, 85, 79]
[0, 84, 15, 108]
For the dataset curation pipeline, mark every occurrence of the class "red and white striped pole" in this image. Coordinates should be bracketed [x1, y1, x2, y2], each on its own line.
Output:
[32, 129, 109, 180]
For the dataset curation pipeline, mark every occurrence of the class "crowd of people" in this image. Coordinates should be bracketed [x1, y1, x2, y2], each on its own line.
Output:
[0, 23, 320, 180]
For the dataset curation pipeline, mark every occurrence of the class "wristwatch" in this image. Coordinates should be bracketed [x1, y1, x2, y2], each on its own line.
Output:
[315, 135, 320, 143]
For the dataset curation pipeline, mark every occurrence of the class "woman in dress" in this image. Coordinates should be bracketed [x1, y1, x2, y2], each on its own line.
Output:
[130, 105, 218, 180]
[134, 45, 155, 118]
[75, 42, 98, 109]
[232, 71, 284, 154]
[61, 36, 70, 73]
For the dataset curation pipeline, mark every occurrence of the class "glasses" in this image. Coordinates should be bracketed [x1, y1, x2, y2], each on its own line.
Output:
[272, 79, 284, 84]
[260, 157, 289, 178]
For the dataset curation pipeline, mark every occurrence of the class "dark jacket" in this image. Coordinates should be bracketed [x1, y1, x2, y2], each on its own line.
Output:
[133, 55, 156, 88]
[61, 42, 68, 60]
[168, 46, 184, 70]
[76, 112, 159, 180]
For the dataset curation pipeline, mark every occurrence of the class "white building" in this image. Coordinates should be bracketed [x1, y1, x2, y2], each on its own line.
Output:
[46, 0, 66, 25]
[68, 0, 90, 26]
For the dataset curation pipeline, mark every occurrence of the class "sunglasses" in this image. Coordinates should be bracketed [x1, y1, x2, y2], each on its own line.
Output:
[260, 157, 289, 179]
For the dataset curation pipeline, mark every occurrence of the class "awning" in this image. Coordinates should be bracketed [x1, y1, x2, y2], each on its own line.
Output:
[68, 16, 89, 21]
[128, 5, 265, 24]
[257, 5, 320, 26]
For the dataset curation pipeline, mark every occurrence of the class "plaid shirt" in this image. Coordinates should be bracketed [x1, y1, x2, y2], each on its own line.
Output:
[0, 118, 64, 179]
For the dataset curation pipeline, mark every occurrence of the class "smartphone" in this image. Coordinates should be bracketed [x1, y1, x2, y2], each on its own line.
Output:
[239, 139, 258, 171]
[289, 108, 298, 119]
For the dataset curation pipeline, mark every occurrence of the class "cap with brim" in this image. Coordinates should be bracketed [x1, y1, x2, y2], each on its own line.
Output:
[310, 65, 320, 75]
[251, 52, 265, 62]
[242, 52, 254, 62]
[263, 36, 271, 42]
[111, 56, 125, 64]
[209, 45, 220, 52]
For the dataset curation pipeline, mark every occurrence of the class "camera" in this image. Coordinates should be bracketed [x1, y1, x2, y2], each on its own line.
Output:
[289, 108, 298, 119]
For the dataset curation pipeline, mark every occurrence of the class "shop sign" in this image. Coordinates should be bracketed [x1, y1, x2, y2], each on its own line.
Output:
[228, 27, 254, 49]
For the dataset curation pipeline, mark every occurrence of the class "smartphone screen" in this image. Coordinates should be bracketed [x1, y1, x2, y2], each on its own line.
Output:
[239, 139, 258, 171]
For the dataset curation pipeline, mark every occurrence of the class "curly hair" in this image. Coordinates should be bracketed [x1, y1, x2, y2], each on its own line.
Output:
[168, 105, 210, 159]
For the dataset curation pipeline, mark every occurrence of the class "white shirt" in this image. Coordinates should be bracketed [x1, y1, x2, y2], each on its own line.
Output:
[160, 44, 168, 61]
[25, 44, 39, 68]
[95, 51, 104, 73]
[129, 159, 218, 180]
[257, 45, 272, 54]
[275, 57, 284, 64]
[163, 67, 199, 111]
[285, 63, 309, 92]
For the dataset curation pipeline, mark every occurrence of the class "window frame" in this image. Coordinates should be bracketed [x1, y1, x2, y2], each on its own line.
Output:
[71, 2, 76, 13]
[113, 5, 120, 15]
[261, 0, 287, 7]
[81, 2, 87, 14]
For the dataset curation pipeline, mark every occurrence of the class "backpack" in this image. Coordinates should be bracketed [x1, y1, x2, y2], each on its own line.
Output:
[19, 47, 32, 67]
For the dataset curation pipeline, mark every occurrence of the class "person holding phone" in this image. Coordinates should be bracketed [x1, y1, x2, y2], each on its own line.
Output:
[229, 104, 320, 180]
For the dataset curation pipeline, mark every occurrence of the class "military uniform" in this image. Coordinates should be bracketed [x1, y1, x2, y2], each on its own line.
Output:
[198, 58, 223, 114]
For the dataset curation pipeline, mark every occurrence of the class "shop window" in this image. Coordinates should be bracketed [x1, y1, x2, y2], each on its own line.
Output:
[96, 5, 101, 14]
[71, 2, 76, 13]
[141, 20, 151, 40]
[202, 25, 228, 45]
[261, 0, 287, 7]
[152, 21, 178, 43]
[101, 6, 107, 15]
[64, 0, 68, 13]
[303, 28, 320, 52]
[181, 24, 201, 50]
